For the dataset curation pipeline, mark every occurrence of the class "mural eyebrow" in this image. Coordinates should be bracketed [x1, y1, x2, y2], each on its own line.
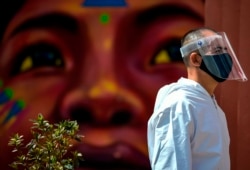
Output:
[9, 13, 78, 38]
[135, 4, 204, 27]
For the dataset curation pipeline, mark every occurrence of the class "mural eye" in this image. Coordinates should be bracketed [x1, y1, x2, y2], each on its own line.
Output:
[11, 43, 64, 76]
[150, 39, 182, 65]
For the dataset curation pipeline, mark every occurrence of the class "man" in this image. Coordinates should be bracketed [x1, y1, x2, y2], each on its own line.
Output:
[147, 27, 247, 170]
[0, 0, 204, 169]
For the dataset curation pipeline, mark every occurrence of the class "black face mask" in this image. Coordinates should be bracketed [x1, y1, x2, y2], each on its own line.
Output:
[200, 53, 233, 82]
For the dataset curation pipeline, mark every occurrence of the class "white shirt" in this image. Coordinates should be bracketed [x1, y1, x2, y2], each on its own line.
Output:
[147, 78, 230, 170]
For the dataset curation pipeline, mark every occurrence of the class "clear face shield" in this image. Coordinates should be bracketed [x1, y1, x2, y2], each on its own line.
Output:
[180, 32, 247, 82]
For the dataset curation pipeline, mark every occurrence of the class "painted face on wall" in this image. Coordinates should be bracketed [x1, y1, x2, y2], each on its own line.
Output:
[0, 0, 204, 169]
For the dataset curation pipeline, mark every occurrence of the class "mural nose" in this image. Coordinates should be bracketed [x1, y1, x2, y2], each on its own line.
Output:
[70, 100, 134, 126]
[60, 79, 144, 127]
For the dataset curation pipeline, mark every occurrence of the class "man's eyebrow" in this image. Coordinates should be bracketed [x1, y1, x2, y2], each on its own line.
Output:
[9, 13, 78, 38]
[134, 4, 204, 27]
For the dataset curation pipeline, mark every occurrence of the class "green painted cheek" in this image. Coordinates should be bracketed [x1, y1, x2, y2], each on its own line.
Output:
[0, 99, 26, 126]
[0, 88, 13, 104]
[0, 83, 26, 126]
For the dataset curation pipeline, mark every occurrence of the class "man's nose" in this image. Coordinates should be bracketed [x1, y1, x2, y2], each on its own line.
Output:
[59, 78, 145, 127]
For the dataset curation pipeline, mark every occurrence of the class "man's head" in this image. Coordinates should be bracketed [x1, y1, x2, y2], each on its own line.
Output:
[180, 27, 247, 82]
[180, 27, 216, 66]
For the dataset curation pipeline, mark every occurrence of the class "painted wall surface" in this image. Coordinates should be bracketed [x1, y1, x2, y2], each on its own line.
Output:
[0, 0, 204, 169]
[206, 0, 250, 169]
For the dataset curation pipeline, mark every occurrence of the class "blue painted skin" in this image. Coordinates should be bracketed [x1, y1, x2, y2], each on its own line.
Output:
[83, 0, 127, 7]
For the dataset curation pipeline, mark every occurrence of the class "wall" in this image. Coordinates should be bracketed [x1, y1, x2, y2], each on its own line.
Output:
[205, 0, 250, 169]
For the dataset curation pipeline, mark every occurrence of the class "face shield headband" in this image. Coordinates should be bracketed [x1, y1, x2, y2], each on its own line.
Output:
[180, 32, 247, 82]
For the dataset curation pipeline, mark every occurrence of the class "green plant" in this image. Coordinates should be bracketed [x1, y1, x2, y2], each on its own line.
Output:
[8, 113, 83, 170]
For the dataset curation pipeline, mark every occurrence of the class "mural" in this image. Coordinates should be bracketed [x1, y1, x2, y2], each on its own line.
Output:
[0, 0, 204, 169]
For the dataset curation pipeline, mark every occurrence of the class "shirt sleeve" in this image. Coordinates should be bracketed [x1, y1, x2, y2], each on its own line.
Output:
[148, 100, 194, 170]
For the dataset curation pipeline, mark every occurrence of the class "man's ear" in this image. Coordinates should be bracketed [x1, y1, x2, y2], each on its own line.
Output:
[190, 52, 202, 67]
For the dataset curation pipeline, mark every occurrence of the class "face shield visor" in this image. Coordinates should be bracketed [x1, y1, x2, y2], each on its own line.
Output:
[180, 32, 247, 82]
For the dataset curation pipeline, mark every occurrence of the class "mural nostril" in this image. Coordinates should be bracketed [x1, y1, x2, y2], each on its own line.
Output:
[111, 110, 132, 126]
[71, 107, 93, 123]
